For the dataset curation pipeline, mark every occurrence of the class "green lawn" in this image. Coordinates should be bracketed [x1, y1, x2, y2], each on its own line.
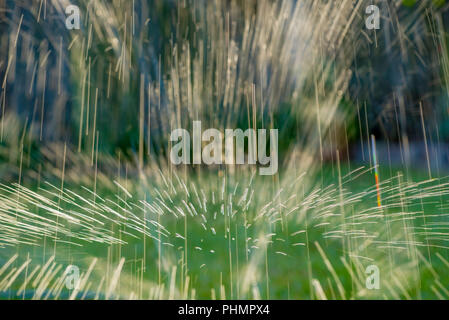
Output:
[1, 150, 449, 299]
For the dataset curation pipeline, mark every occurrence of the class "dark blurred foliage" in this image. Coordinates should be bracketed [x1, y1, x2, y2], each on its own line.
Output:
[1, 0, 449, 164]
[349, 0, 449, 143]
